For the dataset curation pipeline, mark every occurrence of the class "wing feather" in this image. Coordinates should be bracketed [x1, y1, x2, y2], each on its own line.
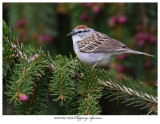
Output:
[77, 32, 129, 53]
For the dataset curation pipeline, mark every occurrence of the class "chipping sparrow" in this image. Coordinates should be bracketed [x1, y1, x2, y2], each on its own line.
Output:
[68, 25, 154, 67]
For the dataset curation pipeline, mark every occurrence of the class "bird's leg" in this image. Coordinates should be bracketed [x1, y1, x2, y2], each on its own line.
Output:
[93, 61, 99, 68]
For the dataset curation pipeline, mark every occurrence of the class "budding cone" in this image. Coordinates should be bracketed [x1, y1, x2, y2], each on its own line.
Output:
[19, 93, 28, 101]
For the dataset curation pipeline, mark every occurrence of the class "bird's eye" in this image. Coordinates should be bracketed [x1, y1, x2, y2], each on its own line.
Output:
[78, 31, 82, 33]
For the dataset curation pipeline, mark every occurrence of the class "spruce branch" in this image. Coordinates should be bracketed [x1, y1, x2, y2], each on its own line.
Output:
[3, 20, 157, 115]
[100, 80, 157, 103]
[49, 55, 79, 106]
[3, 20, 50, 114]
[96, 70, 157, 114]
[28, 79, 39, 115]
[75, 64, 103, 115]
[74, 63, 157, 114]
[3, 35, 23, 60]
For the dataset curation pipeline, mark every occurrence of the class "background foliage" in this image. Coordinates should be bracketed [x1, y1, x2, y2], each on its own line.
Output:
[3, 3, 157, 115]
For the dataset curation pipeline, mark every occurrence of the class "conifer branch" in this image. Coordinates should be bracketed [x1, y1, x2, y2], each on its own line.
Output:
[100, 80, 157, 103]
[96, 70, 157, 114]
[28, 79, 39, 115]
[3, 20, 157, 115]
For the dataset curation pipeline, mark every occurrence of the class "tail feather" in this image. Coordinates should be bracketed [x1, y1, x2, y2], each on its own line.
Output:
[126, 50, 154, 57]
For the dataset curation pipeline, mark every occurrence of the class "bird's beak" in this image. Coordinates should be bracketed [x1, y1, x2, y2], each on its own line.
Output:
[67, 32, 75, 36]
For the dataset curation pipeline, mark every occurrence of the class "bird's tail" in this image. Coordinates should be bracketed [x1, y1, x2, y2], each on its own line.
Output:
[126, 49, 154, 57]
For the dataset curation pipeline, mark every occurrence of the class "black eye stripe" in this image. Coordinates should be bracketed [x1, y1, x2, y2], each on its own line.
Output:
[84, 30, 90, 32]
[76, 30, 90, 34]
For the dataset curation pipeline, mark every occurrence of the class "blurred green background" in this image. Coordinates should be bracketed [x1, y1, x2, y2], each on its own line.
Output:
[3, 3, 157, 115]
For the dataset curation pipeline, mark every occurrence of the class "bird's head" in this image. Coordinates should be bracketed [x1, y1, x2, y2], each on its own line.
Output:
[67, 25, 95, 40]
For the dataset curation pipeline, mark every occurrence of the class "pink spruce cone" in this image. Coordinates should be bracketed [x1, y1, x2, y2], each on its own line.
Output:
[39, 34, 53, 42]
[19, 93, 28, 101]
[92, 5, 100, 14]
[15, 19, 27, 28]
[80, 13, 87, 21]
[137, 40, 145, 47]
[118, 54, 126, 60]
[118, 16, 127, 24]
[117, 65, 125, 73]
[108, 16, 118, 27]
[149, 35, 157, 43]
[144, 61, 152, 69]
[86, 3, 93, 8]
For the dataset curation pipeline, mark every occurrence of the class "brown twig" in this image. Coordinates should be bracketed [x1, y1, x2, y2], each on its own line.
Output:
[28, 79, 39, 115]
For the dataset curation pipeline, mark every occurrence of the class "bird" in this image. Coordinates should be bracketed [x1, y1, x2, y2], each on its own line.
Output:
[67, 25, 154, 67]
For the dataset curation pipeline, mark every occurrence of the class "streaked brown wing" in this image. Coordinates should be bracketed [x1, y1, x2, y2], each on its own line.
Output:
[78, 32, 129, 53]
